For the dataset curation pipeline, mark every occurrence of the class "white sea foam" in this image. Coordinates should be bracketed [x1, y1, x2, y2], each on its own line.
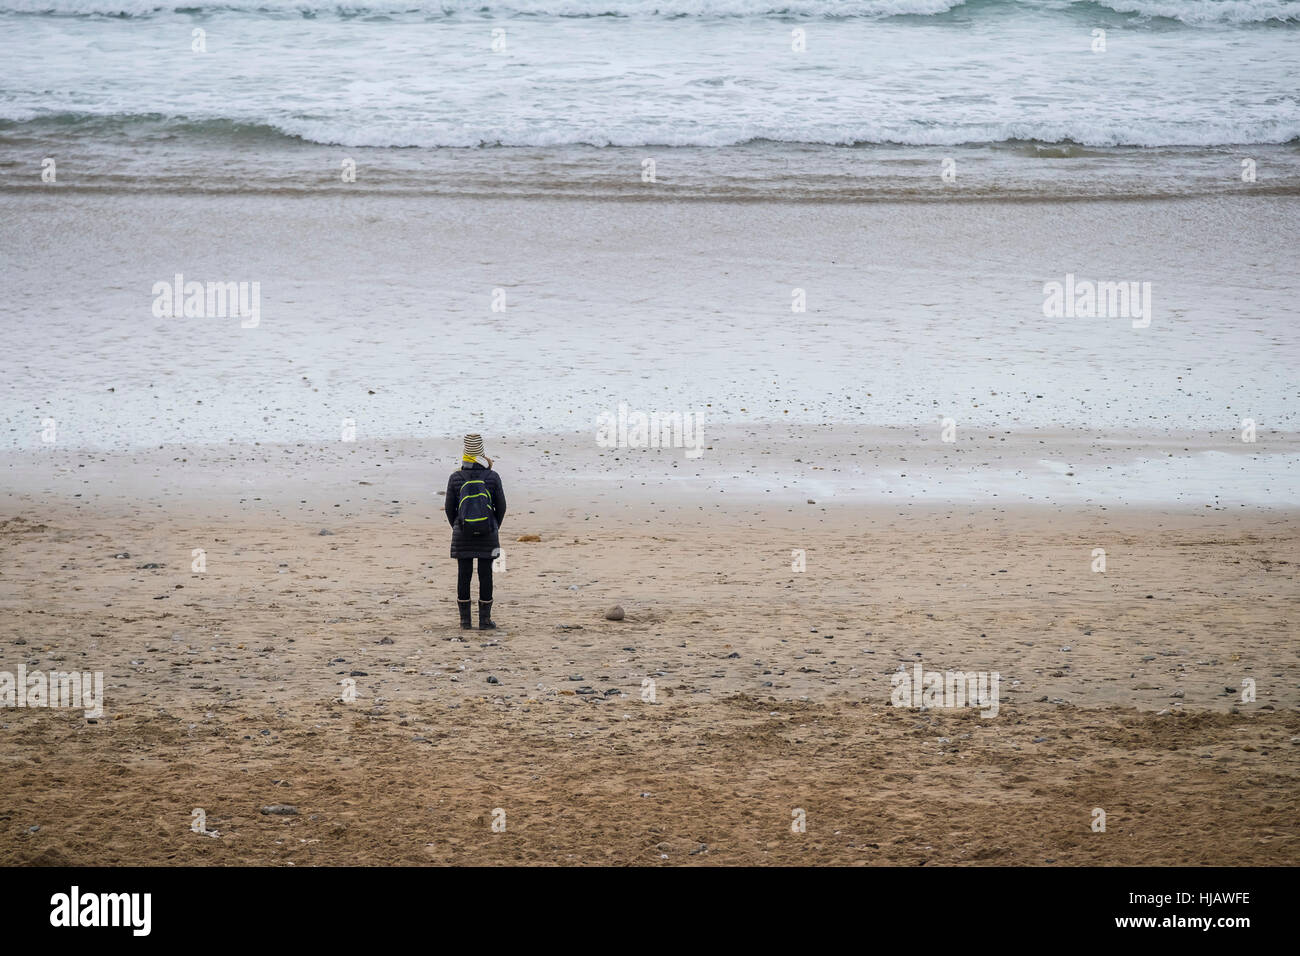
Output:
[0, 0, 973, 18]
[1, 0, 1296, 23]
[240, 115, 1300, 149]
[1079, 0, 1300, 25]
[4, 107, 1297, 149]
[2, 6, 1297, 153]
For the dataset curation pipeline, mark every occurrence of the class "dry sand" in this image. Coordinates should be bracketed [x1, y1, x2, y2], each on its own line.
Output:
[1, 438, 1296, 865]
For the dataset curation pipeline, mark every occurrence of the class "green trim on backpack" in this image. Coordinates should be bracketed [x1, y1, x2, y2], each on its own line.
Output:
[457, 478, 495, 533]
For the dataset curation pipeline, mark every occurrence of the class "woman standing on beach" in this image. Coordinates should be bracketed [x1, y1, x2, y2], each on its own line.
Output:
[445, 434, 506, 630]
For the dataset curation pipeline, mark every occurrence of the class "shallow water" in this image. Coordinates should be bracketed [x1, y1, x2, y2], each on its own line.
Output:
[2, 1, 1299, 198]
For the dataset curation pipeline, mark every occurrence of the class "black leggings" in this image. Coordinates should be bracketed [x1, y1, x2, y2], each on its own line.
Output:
[457, 558, 493, 603]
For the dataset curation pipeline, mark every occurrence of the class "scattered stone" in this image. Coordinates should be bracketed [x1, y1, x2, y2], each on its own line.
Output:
[138, 563, 163, 570]
[260, 805, 298, 816]
[605, 606, 625, 621]
[486, 675, 499, 684]
[378, 637, 394, 645]
[113, 552, 130, 559]
[318, 529, 333, 536]
[517, 534, 541, 542]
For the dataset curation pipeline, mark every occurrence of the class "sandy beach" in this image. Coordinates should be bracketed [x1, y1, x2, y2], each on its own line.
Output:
[2, 179, 1297, 866]
[1, 427, 1297, 865]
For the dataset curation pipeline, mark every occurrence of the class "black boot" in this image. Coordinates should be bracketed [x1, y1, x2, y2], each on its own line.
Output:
[478, 600, 497, 630]
[458, 599, 472, 629]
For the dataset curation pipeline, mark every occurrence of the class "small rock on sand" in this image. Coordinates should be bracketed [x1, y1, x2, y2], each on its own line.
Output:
[605, 606, 625, 621]
[517, 534, 541, 542]
[260, 805, 299, 815]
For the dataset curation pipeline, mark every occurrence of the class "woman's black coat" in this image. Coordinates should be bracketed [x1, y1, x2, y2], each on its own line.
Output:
[445, 463, 506, 560]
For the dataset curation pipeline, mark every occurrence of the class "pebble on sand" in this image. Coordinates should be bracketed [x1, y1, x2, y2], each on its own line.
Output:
[260, 805, 299, 815]
[605, 606, 625, 621]
[517, 534, 541, 542]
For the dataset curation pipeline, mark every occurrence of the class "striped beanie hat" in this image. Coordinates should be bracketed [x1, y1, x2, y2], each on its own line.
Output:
[462, 433, 486, 464]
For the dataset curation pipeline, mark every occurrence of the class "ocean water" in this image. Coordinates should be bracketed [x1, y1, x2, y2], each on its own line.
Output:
[1, 1, 1297, 480]
[1, 0, 1298, 198]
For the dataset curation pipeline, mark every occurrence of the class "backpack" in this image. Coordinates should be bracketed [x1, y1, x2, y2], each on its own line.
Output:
[457, 476, 495, 536]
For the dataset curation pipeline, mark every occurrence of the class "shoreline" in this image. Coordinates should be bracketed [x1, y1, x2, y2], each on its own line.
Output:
[7, 185, 1300, 203]
[4, 426, 1297, 516]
